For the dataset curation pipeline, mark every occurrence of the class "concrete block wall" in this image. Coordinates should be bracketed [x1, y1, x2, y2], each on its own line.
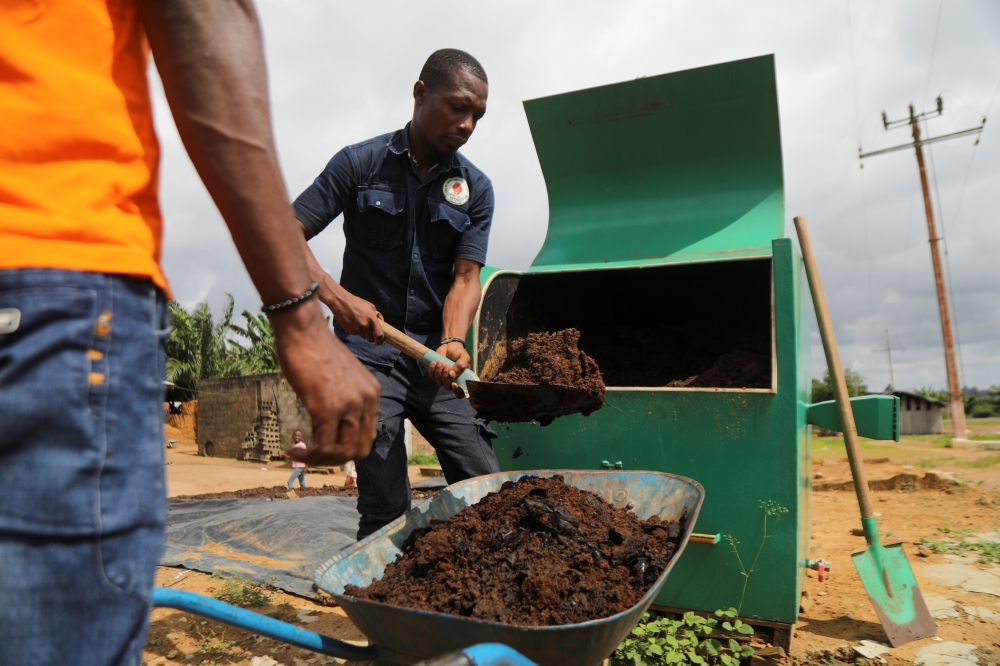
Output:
[197, 373, 311, 458]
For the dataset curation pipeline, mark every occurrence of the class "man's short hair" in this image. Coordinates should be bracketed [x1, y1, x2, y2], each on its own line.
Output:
[419, 49, 488, 91]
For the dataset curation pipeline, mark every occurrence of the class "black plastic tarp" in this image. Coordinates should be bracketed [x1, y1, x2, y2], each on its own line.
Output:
[161, 496, 360, 598]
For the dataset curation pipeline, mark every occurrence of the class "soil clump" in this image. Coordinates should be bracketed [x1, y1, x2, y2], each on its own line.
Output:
[173, 484, 436, 501]
[484, 328, 606, 401]
[345, 475, 685, 626]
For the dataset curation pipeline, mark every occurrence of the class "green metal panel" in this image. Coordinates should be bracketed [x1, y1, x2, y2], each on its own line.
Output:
[523, 55, 784, 271]
[478, 57, 810, 624]
[489, 241, 810, 624]
[807, 396, 901, 442]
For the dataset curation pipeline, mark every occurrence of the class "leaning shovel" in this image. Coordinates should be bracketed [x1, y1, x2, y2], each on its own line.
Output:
[379, 321, 601, 424]
[794, 215, 936, 646]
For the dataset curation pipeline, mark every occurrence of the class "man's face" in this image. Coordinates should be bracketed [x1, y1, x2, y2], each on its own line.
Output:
[412, 68, 488, 156]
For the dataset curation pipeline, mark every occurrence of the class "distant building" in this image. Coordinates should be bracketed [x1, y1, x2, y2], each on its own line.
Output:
[888, 390, 945, 435]
[196, 373, 310, 460]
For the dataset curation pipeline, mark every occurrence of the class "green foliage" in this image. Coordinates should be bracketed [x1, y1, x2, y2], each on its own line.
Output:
[270, 601, 298, 623]
[611, 609, 754, 666]
[165, 295, 280, 393]
[811, 367, 867, 403]
[211, 573, 274, 607]
[226, 309, 279, 375]
[915, 386, 950, 403]
[917, 527, 1000, 564]
[725, 501, 788, 615]
[407, 452, 440, 466]
[969, 398, 998, 419]
[178, 617, 236, 658]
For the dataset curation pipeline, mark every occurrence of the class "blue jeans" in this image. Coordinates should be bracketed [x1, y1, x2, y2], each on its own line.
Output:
[287, 467, 307, 488]
[0, 269, 169, 666]
[356, 354, 499, 539]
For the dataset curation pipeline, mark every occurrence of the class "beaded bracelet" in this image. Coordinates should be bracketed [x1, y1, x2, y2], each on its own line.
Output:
[261, 281, 320, 314]
[439, 337, 466, 348]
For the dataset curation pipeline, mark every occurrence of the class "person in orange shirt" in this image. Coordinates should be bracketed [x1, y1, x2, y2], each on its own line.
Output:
[0, 1, 379, 664]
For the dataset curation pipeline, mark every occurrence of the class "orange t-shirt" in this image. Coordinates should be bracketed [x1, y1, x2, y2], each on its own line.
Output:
[0, 0, 169, 295]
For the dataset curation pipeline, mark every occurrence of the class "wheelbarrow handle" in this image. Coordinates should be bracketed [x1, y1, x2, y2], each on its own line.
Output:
[415, 643, 540, 666]
[151, 587, 378, 662]
[380, 321, 479, 392]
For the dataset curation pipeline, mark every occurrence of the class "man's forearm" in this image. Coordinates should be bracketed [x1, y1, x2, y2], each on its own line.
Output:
[138, 0, 310, 304]
[441, 262, 482, 340]
[298, 228, 359, 318]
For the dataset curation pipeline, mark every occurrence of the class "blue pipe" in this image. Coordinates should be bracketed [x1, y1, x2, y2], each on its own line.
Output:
[413, 643, 540, 666]
[465, 643, 540, 666]
[151, 587, 378, 662]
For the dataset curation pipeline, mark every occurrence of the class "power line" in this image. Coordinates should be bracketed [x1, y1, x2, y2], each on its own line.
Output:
[845, 0, 877, 326]
[921, 0, 944, 110]
[893, 168, 921, 332]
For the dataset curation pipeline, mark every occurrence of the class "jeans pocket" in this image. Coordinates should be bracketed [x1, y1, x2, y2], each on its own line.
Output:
[0, 286, 101, 533]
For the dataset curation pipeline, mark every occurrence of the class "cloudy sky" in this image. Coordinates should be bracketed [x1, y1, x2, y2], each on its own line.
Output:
[152, 0, 1000, 392]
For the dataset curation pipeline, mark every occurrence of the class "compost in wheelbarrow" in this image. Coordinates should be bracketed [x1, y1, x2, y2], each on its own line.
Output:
[315, 469, 704, 666]
[344, 474, 684, 626]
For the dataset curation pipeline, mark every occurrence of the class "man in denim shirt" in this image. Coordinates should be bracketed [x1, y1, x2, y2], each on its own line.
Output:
[294, 49, 500, 538]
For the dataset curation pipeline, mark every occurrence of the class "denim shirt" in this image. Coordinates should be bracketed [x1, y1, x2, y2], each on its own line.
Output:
[293, 125, 494, 368]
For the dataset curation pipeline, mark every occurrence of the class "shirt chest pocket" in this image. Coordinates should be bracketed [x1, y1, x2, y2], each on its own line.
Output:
[426, 201, 471, 263]
[354, 189, 406, 250]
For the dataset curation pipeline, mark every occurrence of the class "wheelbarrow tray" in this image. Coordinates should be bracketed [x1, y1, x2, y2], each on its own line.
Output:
[315, 469, 704, 665]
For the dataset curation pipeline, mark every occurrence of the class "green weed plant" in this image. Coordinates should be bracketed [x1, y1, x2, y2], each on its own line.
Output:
[725, 501, 788, 615]
[611, 609, 754, 666]
[917, 527, 1000, 564]
[211, 573, 274, 607]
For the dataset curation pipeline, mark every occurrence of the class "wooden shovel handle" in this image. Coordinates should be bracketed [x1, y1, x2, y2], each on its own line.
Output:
[794, 216, 874, 519]
[378, 320, 480, 391]
[379, 320, 432, 363]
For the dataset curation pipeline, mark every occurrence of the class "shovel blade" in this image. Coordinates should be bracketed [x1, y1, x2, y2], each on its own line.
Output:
[467, 381, 603, 426]
[852, 542, 936, 646]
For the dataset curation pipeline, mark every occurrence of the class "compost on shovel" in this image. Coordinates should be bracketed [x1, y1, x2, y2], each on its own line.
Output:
[470, 328, 606, 425]
[344, 475, 686, 627]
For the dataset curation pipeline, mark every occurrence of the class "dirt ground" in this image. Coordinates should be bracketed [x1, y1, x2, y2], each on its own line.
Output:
[145, 419, 1000, 665]
[164, 441, 427, 498]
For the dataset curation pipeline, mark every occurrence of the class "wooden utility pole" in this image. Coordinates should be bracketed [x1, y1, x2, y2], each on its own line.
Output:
[860, 97, 984, 438]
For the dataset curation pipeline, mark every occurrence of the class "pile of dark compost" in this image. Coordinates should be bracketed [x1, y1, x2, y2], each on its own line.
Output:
[665, 349, 771, 389]
[580, 322, 770, 389]
[173, 484, 436, 502]
[344, 475, 685, 627]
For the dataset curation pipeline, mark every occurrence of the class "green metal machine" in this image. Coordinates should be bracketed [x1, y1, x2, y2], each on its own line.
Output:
[469, 55, 899, 635]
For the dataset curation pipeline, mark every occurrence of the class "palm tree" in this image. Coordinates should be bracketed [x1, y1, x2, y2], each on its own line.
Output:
[165, 295, 279, 390]
[225, 309, 279, 375]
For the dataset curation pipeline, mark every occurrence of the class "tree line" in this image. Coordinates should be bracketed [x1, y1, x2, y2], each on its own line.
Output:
[810, 367, 1000, 418]
[164, 295, 278, 398]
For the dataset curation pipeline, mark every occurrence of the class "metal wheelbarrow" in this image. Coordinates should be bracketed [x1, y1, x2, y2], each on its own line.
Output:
[153, 469, 704, 665]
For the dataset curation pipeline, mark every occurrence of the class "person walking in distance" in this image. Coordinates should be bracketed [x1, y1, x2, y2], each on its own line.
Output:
[285, 430, 308, 489]
[0, 1, 380, 664]
[294, 49, 500, 540]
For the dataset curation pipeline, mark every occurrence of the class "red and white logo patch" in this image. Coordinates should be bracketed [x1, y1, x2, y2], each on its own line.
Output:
[443, 177, 470, 206]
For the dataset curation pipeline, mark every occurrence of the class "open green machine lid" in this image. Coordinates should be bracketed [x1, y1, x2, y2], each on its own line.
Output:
[524, 55, 784, 269]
